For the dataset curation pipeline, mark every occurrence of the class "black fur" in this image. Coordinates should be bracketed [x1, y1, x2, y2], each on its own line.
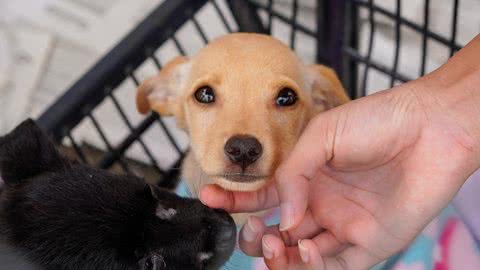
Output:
[0, 120, 236, 270]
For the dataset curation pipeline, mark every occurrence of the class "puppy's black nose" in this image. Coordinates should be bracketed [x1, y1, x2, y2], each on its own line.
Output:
[224, 135, 263, 169]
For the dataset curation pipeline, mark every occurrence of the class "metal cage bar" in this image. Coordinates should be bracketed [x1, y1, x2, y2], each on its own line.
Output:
[290, 0, 299, 49]
[251, 1, 316, 36]
[420, 0, 430, 76]
[351, 0, 463, 51]
[96, 114, 158, 169]
[172, 36, 187, 56]
[450, 0, 460, 56]
[108, 90, 165, 176]
[192, 17, 210, 44]
[390, 0, 402, 87]
[267, 0, 274, 34]
[87, 113, 131, 173]
[360, 0, 375, 96]
[66, 132, 89, 164]
[211, 0, 233, 33]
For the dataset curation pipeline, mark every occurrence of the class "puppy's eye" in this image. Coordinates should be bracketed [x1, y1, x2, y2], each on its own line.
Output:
[194, 86, 215, 104]
[276, 88, 298, 107]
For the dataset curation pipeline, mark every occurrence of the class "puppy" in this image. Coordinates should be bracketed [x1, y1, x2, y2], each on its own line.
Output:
[0, 119, 236, 270]
[137, 33, 349, 223]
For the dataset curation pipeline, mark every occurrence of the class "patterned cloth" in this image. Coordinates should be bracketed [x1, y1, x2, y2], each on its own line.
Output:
[373, 206, 480, 270]
[176, 183, 480, 270]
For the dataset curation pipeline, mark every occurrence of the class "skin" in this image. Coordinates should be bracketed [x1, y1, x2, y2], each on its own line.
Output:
[200, 34, 480, 269]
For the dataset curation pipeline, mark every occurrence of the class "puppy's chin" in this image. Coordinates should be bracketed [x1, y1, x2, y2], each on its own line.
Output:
[213, 177, 268, 192]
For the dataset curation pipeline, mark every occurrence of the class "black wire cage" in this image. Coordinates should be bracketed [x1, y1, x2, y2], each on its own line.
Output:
[36, 0, 476, 188]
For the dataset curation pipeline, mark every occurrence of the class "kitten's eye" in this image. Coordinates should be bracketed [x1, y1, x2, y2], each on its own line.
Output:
[194, 86, 215, 104]
[276, 88, 298, 106]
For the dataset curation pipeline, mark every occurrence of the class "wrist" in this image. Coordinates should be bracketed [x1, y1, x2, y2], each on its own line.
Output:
[409, 35, 480, 175]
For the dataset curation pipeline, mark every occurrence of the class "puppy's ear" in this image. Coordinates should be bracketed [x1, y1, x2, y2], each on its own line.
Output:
[136, 56, 191, 118]
[0, 119, 64, 185]
[306, 65, 350, 114]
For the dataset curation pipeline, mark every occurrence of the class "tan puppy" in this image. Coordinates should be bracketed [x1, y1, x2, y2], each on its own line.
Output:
[137, 33, 349, 222]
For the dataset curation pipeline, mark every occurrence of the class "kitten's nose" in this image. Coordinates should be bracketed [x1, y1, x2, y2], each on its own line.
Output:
[213, 209, 236, 248]
[224, 135, 263, 170]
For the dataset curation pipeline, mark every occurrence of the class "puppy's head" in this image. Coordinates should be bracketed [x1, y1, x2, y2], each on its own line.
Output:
[137, 33, 349, 191]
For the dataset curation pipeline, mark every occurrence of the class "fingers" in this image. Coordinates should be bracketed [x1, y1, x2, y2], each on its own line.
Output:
[262, 235, 290, 270]
[261, 235, 376, 270]
[239, 216, 265, 256]
[275, 162, 309, 232]
[261, 236, 328, 270]
[299, 239, 326, 269]
[199, 183, 279, 213]
[240, 211, 330, 257]
[296, 241, 375, 270]
[275, 115, 336, 231]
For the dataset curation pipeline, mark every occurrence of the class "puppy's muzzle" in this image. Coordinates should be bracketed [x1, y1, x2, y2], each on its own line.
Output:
[224, 135, 263, 170]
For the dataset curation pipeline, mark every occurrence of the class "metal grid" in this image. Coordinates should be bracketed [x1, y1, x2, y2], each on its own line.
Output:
[248, 0, 474, 98]
[37, 0, 476, 188]
[344, 0, 466, 98]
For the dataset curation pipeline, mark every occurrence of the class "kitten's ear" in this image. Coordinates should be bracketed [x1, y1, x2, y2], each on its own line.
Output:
[0, 119, 64, 185]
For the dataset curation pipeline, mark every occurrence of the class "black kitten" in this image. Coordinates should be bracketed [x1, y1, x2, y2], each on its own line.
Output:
[0, 119, 236, 270]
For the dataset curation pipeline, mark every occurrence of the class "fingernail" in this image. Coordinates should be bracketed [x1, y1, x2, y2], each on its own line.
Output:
[298, 240, 309, 263]
[280, 202, 294, 231]
[262, 237, 274, 260]
[242, 217, 258, 242]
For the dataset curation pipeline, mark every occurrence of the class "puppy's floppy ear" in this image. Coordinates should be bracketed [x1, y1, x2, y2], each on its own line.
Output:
[306, 64, 350, 114]
[136, 56, 191, 118]
[0, 119, 64, 185]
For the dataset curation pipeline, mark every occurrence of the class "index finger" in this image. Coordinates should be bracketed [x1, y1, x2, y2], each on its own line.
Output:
[199, 182, 279, 213]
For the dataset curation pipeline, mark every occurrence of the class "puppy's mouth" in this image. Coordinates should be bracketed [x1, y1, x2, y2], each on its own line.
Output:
[211, 173, 269, 183]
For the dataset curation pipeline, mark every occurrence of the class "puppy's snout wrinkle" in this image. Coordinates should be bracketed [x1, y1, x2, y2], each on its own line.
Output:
[224, 135, 263, 170]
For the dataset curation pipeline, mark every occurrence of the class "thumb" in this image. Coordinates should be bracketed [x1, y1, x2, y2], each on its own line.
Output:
[276, 114, 335, 231]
